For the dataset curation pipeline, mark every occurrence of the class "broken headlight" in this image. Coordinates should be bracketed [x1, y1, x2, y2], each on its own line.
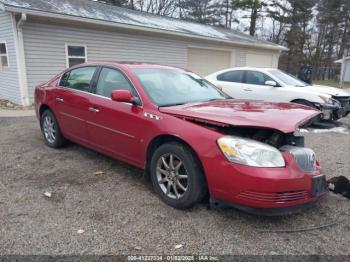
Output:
[217, 136, 285, 168]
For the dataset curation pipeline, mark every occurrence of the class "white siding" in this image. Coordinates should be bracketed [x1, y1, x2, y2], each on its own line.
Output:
[235, 48, 247, 67]
[22, 22, 281, 103]
[187, 48, 231, 76]
[0, 12, 21, 104]
[246, 52, 273, 68]
[234, 48, 280, 68]
[245, 49, 279, 68]
[344, 60, 350, 82]
[22, 22, 188, 102]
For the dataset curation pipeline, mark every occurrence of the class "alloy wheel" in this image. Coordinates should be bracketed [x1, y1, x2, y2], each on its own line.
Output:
[43, 115, 56, 144]
[156, 153, 189, 199]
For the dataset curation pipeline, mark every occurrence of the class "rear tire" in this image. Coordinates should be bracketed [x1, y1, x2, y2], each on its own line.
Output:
[40, 109, 66, 148]
[150, 142, 207, 209]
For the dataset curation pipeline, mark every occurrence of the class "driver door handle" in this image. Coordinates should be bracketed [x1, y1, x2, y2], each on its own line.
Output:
[243, 88, 252, 92]
[56, 97, 64, 103]
[88, 107, 100, 113]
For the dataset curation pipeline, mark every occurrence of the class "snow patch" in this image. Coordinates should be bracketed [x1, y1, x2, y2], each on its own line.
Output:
[3, 0, 30, 8]
[299, 128, 309, 133]
[311, 127, 349, 134]
[300, 127, 349, 135]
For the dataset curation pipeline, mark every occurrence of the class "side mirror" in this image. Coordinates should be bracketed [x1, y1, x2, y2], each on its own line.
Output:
[111, 90, 140, 105]
[265, 80, 277, 87]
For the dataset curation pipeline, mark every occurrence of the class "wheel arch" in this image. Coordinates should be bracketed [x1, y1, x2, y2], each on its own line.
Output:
[289, 93, 324, 105]
[39, 104, 51, 118]
[290, 99, 318, 109]
[144, 134, 206, 183]
[291, 98, 311, 103]
[38, 104, 61, 130]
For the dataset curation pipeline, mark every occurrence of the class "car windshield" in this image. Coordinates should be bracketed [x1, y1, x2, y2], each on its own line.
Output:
[268, 69, 308, 87]
[133, 68, 227, 106]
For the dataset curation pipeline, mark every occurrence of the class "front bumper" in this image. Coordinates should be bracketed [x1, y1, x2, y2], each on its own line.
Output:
[319, 103, 341, 120]
[320, 96, 350, 120]
[203, 152, 327, 214]
[210, 194, 327, 216]
[333, 96, 350, 118]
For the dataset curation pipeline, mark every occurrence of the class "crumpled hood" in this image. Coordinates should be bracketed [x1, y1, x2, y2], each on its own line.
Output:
[305, 85, 350, 97]
[159, 99, 320, 133]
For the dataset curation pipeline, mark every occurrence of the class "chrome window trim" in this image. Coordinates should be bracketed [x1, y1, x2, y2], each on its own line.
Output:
[58, 65, 97, 92]
[57, 65, 144, 107]
[96, 66, 144, 106]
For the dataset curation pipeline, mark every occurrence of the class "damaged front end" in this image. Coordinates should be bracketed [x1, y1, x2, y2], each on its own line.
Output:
[213, 125, 305, 148]
[160, 99, 327, 214]
[314, 98, 342, 121]
[190, 115, 322, 172]
[196, 122, 327, 215]
[186, 116, 307, 149]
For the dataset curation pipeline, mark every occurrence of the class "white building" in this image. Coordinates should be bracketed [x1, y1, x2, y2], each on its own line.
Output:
[335, 56, 350, 83]
[0, 0, 286, 106]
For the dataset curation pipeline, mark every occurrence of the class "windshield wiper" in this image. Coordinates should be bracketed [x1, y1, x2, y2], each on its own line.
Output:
[159, 102, 187, 107]
[160, 98, 226, 107]
[207, 98, 227, 101]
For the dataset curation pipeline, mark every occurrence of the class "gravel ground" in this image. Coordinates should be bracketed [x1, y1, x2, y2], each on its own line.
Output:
[0, 99, 34, 110]
[0, 116, 349, 256]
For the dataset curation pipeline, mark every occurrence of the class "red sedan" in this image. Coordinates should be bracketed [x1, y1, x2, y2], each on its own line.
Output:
[35, 62, 327, 215]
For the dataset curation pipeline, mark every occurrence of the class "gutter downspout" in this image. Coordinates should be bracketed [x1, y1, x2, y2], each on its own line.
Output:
[13, 13, 29, 106]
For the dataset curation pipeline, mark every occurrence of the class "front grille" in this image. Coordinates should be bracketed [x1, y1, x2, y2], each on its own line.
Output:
[333, 96, 350, 108]
[238, 190, 309, 203]
[280, 146, 316, 172]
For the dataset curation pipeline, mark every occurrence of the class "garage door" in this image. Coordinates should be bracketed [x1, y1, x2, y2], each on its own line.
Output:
[187, 48, 231, 77]
[246, 52, 273, 68]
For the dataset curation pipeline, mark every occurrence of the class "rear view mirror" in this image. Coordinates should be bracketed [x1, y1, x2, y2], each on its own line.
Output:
[265, 80, 277, 87]
[111, 90, 140, 105]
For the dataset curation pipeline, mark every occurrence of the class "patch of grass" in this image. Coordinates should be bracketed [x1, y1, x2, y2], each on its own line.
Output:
[313, 80, 350, 89]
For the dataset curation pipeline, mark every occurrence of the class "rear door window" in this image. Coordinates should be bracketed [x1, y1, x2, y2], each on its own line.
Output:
[59, 66, 97, 92]
[217, 70, 244, 83]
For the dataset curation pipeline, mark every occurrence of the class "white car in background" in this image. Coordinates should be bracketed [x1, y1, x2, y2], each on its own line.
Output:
[206, 67, 350, 121]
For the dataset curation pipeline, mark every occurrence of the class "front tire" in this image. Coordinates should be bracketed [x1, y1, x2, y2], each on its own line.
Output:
[150, 142, 207, 209]
[40, 109, 66, 148]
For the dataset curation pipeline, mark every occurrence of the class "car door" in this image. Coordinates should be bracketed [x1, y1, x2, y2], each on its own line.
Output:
[86, 66, 147, 165]
[215, 70, 246, 99]
[242, 70, 278, 101]
[55, 66, 97, 142]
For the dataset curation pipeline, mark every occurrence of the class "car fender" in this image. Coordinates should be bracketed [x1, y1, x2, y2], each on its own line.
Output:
[306, 85, 350, 97]
[142, 112, 225, 189]
[280, 86, 329, 104]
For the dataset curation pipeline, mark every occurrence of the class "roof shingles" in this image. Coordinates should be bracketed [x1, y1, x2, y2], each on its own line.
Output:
[0, 0, 286, 50]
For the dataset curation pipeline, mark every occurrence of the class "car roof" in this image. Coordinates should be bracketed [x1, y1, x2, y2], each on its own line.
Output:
[225, 67, 276, 71]
[77, 61, 185, 70]
[206, 67, 278, 77]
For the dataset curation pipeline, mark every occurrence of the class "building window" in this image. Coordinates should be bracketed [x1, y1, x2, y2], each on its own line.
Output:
[66, 45, 87, 68]
[0, 42, 9, 70]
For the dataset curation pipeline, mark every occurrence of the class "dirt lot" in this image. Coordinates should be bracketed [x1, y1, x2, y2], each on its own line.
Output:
[0, 116, 349, 255]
